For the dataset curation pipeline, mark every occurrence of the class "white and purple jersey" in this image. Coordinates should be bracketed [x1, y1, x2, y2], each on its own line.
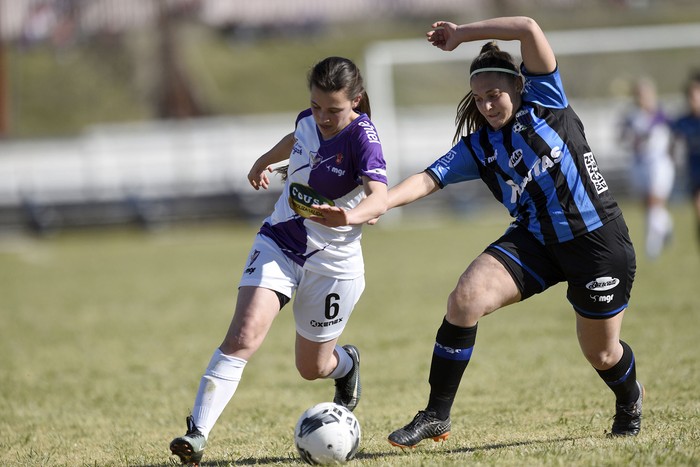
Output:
[621, 106, 671, 165]
[259, 109, 387, 279]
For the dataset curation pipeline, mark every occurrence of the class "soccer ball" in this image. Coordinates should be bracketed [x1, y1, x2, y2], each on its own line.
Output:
[294, 402, 361, 465]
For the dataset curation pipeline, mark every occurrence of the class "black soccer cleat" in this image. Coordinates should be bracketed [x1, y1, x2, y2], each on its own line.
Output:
[333, 345, 361, 412]
[170, 415, 207, 466]
[388, 410, 451, 448]
[609, 381, 644, 437]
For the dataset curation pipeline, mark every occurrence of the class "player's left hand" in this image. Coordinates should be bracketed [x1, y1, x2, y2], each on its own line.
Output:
[248, 165, 273, 190]
[308, 204, 349, 227]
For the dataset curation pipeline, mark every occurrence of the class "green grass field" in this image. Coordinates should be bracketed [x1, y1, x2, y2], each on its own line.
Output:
[1, 201, 699, 466]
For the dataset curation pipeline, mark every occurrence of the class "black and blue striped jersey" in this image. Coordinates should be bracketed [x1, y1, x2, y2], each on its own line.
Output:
[426, 65, 621, 245]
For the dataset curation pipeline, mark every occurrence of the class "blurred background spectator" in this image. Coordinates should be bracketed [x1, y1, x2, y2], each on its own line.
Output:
[671, 71, 700, 247]
[619, 77, 674, 259]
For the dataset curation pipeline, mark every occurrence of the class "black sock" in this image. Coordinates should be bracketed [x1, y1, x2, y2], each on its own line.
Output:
[426, 318, 478, 420]
[595, 340, 640, 405]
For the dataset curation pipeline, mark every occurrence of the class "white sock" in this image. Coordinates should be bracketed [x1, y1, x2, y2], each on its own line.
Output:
[191, 348, 247, 438]
[327, 345, 353, 380]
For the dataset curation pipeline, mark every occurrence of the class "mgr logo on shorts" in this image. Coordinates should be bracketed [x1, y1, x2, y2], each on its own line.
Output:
[586, 276, 620, 304]
[245, 249, 260, 275]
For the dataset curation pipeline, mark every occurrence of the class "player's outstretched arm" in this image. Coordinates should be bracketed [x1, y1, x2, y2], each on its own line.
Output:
[366, 171, 439, 225]
[311, 179, 388, 227]
[248, 132, 295, 190]
[427, 16, 556, 74]
[388, 171, 440, 209]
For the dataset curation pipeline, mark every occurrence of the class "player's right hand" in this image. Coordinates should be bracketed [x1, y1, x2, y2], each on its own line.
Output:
[426, 21, 459, 51]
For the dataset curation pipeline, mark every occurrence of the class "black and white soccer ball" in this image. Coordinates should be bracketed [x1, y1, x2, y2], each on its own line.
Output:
[294, 402, 361, 465]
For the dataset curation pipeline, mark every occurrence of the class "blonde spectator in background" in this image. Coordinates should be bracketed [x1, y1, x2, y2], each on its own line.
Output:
[620, 77, 675, 259]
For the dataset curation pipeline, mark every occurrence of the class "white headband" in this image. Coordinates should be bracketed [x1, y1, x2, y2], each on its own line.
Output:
[470, 67, 520, 78]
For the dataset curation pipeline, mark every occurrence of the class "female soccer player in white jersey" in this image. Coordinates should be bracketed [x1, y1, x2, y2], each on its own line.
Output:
[170, 56, 388, 466]
[380, 17, 643, 448]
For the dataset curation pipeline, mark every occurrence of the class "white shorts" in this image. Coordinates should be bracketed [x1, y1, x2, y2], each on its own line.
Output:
[239, 234, 365, 342]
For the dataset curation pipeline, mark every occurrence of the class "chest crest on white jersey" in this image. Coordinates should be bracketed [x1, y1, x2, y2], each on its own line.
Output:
[309, 151, 322, 169]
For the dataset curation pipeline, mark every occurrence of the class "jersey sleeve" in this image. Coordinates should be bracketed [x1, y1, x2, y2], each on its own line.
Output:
[426, 140, 481, 188]
[521, 64, 568, 110]
[295, 108, 313, 128]
[354, 117, 388, 185]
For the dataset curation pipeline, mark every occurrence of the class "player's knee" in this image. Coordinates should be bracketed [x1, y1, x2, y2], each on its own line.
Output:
[219, 329, 262, 356]
[582, 347, 619, 370]
[447, 287, 484, 323]
[296, 360, 324, 381]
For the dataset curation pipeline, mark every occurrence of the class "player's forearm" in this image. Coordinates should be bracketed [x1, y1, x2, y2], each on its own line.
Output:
[258, 132, 295, 167]
[388, 172, 438, 209]
[453, 16, 540, 44]
[453, 16, 555, 73]
[346, 181, 388, 225]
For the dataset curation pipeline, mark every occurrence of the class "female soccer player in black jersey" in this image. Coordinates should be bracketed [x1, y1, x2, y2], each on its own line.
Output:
[382, 17, 643, 448]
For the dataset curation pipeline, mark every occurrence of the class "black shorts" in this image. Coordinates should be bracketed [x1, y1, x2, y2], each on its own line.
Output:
[484, 215, 636, 319]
